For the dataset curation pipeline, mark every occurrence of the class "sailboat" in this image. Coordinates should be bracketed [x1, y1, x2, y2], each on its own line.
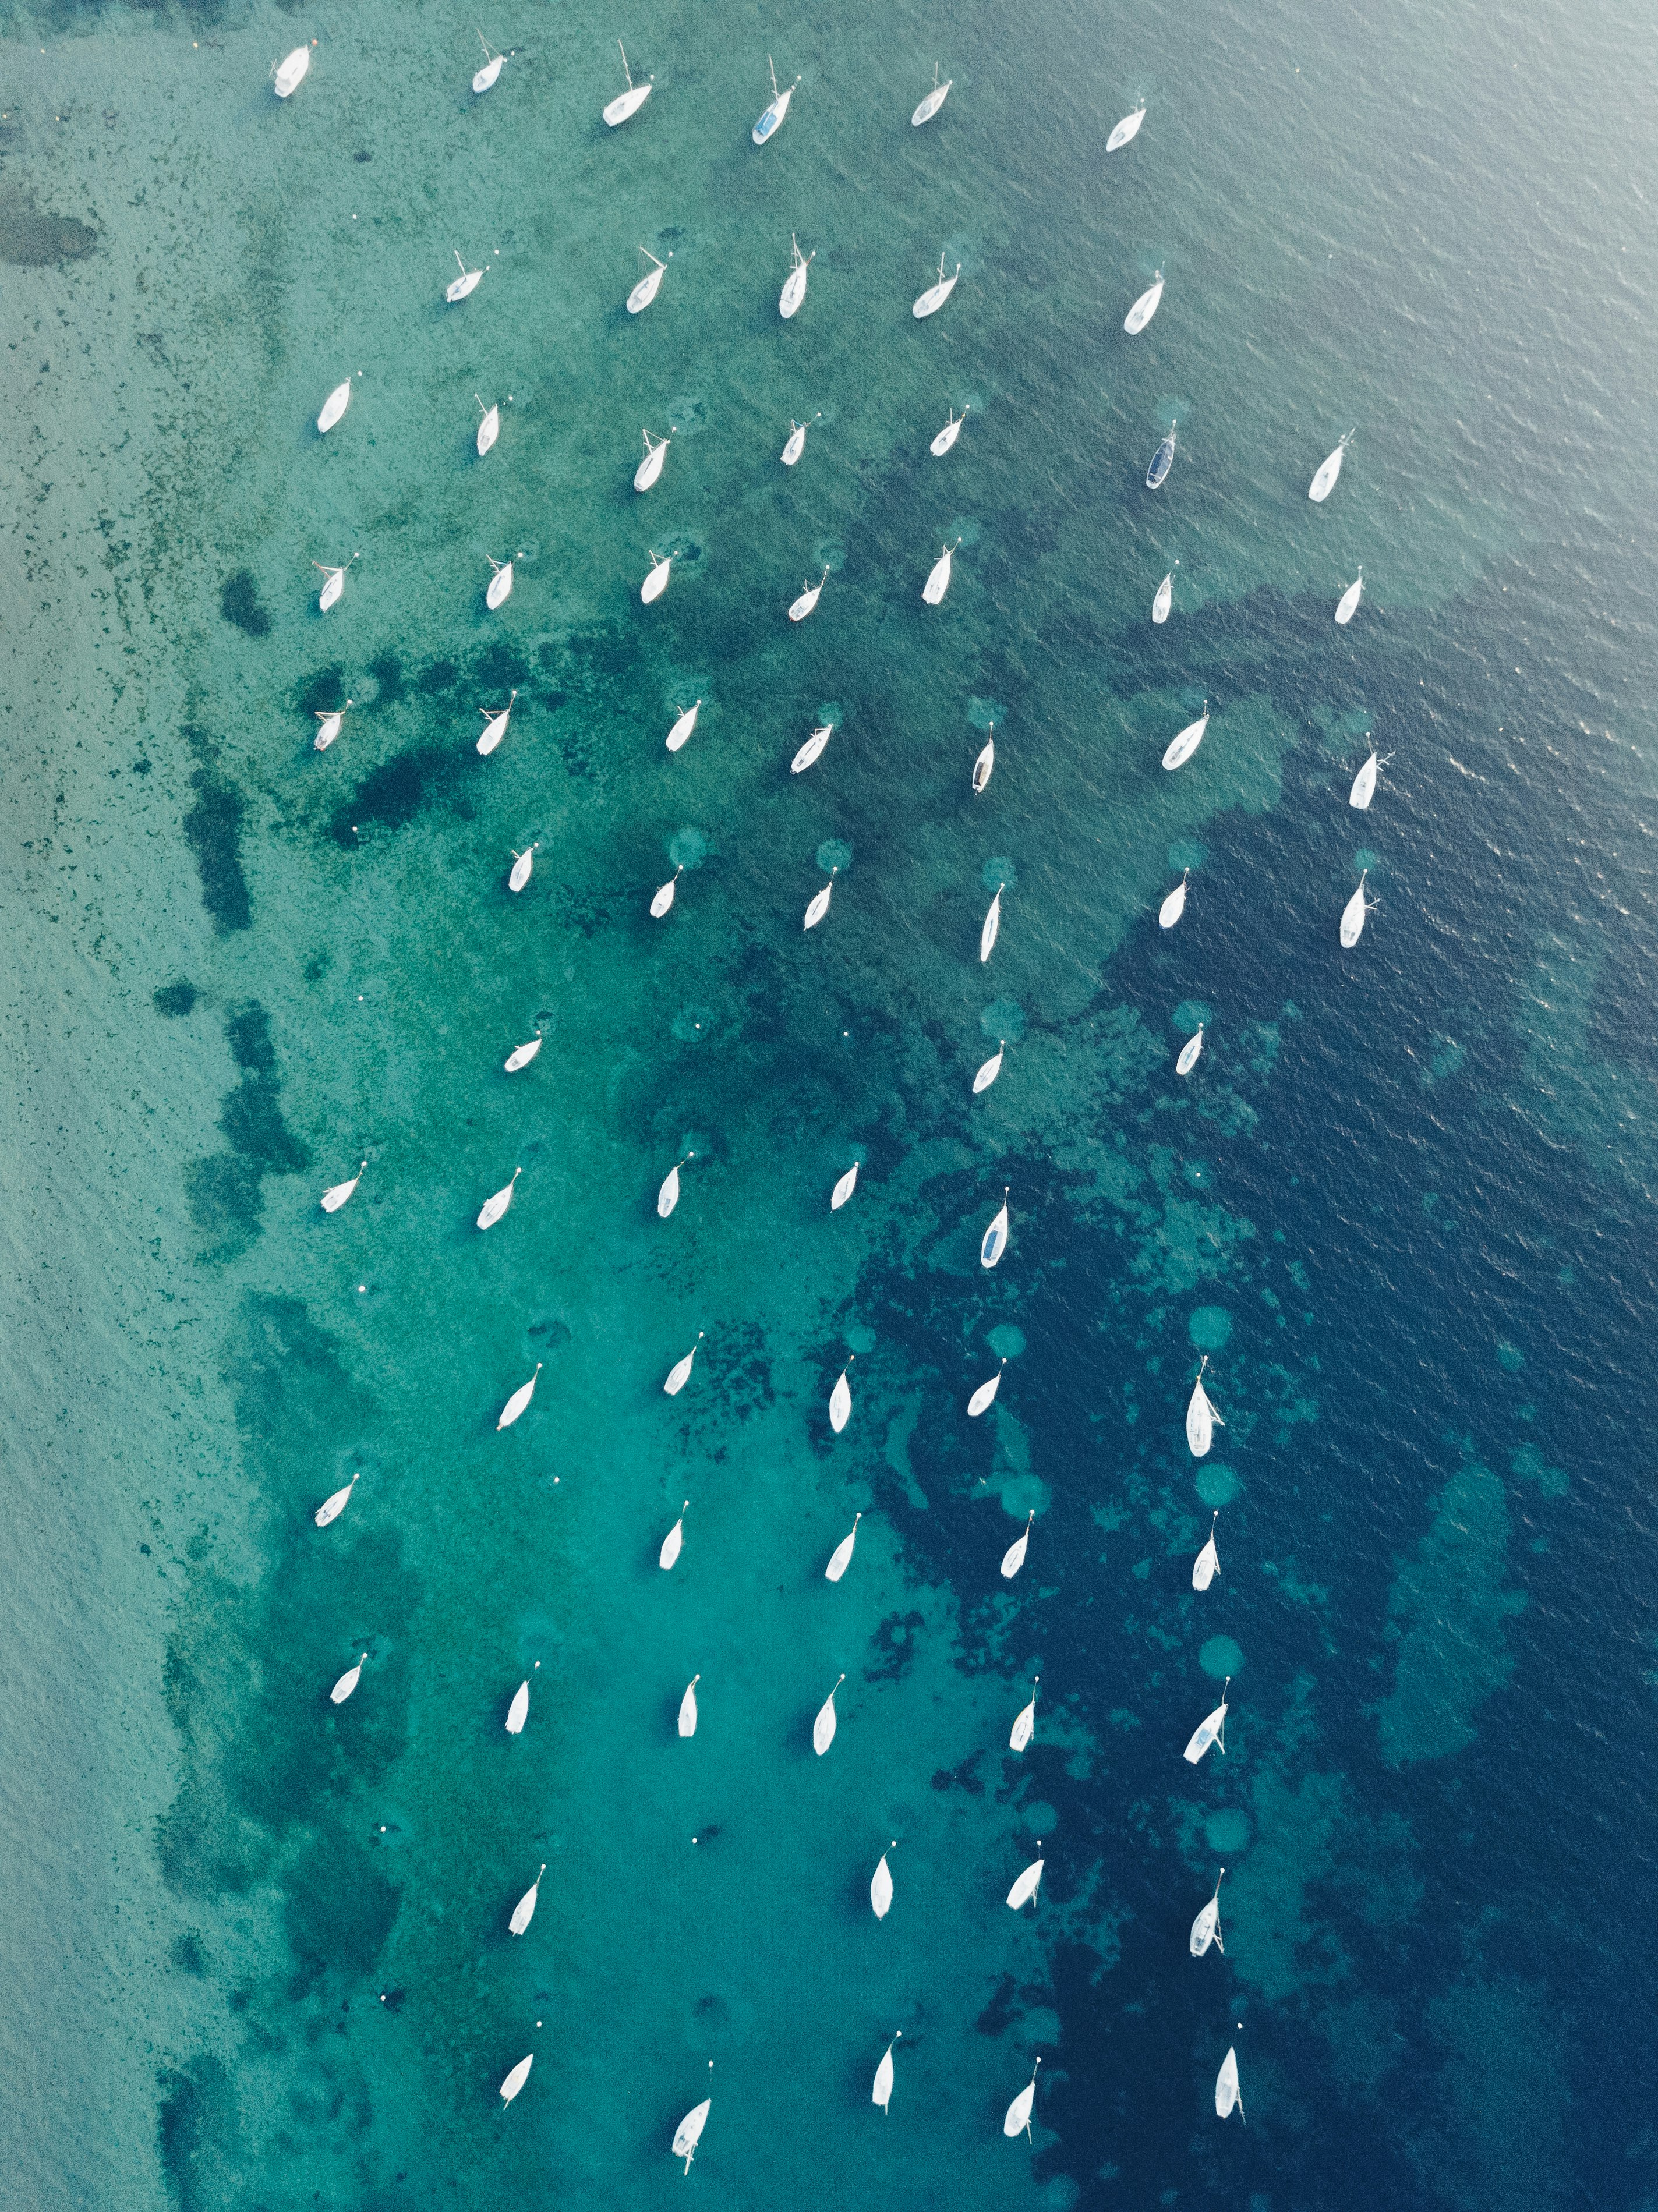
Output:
[791, 723, 832, 771]
[1010, 1676, 1038, 1751]
[1000, 1510, 1034, 1579]
[663, 1333, 705, 1396]
[1189, 1869, 1225, 1956]
[1003, 2059, 1041, 2139]
[477, 689, 518, 755]
[486, 556, 514, 609]
[979, 884, 1003, 960]
[973, 725, 995, 792]
[314, 1473, 358, 1526]
[666, 700, 701, 752]
[1186, 1357, 1223, 1455]
[1152, 562, 1178, 623]
[912, 66, 953, 125]
[603, 41, 653, 125]
[473, 33, 505, 94]
[635, 427, 671, 490]
[641, 549, 675, 603]
[650, 868, 684, 918]
[813, 1674, 845, 1754]
[678, 1675, 700, 1737]
[1176, 1025, 1204, 1075]
[657, 1153, 694, 1218]
[829, 1361, 853, 1433]
[476, 396, 500, 456]
[831, 1161, 860, 1209]
[974, 1042, 1005, 1092]
[273, 45, 311, 98]
[980, 1188, 1010, 1268]
[313, 554, 358, 612]
[313, 699, 353, 750]
[1146, 420, 1177, 489]
[331, 1652, 368, 1704]
[505, 1662, 539, 1732]
[1159, 871, 1189, 928]
[660, 1502, 689, 1570]
[1215, 2047, 1244, 2121]
[476, 1166, 521, 1230]
[504, 1033, 542, 1073]
[1106, 103, 1146, 150]
[1335, 567, 1364, 624]
[1340, 872, 1372, 947]
[446, 250, 486, 303]
[780, 415, 820, 467]
[752, 56, 800, 143]
[913, 252, 961, 318]
[803, 872, 836, 930]
[968, 1360, 1006, 1417]
[497, 1364, 542, 1429]
[872, 2036, 899, 2112]
[931, 406, 968, 456]
[1309, 433, 1355, 502]
[672, 2095, 712, 2172]
[923, 540, 960, 603]
[1006, 1853, 1044, 1909]
[1183, 1676, 1231, 1763]
[825, 1512, 861, 1580]
[320, 1161, 365, 1213]
[1192, 1512, 1221, 1591]
[779, 235, 815, 319]
[871, 1845, 896, 1918]
[1124, 271, 1164, 334]
[627, 246, 671, 314]
[317, 379, 351, 433]
[789, 568, 829, 621]
[510, 1866, 546, 1935]
[499, 2053, 533, 2105]
[1349, 749, 1383, 809]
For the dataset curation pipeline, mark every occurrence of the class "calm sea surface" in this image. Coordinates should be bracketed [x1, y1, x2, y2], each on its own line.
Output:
[2, 0, 1656, 2207]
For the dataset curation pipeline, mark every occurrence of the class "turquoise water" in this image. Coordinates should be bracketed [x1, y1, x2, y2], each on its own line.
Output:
[3, 0, 1657, 2207]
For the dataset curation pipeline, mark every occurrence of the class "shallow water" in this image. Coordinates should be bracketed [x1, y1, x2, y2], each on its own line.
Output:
[2, 0, 1656, 2207]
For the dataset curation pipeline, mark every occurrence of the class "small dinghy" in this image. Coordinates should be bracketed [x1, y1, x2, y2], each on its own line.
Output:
[635, 427, 671, 490]
[504, 1663, 539, 1732]
[627, 246, 671, 315]
[314, 1473, 359, 1527]
[486, 557, 514, 610]
[779, 235, 815, 319]
[1349, 749, 1383, 809]
[504, 1032, 543, 1073]
[1309, 431, 1353, 502]
[476, 396, 500, 456]
[664, 1333, 705, 1396]
[1003, 2059, 1042, 2139]
[789, 567, 829, 621]
[924, 540, 960, 604]
[1335, 567, 1364, 625]
[476, 1166, 521, 1230]
[447, 250, 485, 303]
[872, 2036, 899, 2112]
[641, 549, 675, 604]
[603, 41, 652, 126]
[473, 33, 504, 94]
[273, 45, 311, 98]
[825, 1512, 861, 1581]
[1215, 2047, 1244, 2121]
[981, 1188, 1010, 1268]
[1192, 1512, 1221, 1591]
[650, 868, 684, 918]
[871, 1845, 896, 1918]
[1106, 103, 1146, 150]
[317, 379, 352, 434]
[510, 1866, 545, 1936]
[657, 1152, 694, 1218]
[973, 726, 995, 792]
[331, 1652, 367, 1705]
[314, 554, 359, 612]
[499, 2053, 533, 2105]
[968, 1360, 1006, 1417]
[780, 415, 819, 468]
[830, 1160, 860, 1210]
[1176, 1025, 1204, 1076]
[1000, 1510, 1034, 1579]
[1010, 1675, 1038, 1751]
[1183, 1677, 1231, 1764]
[659, 1501, 689, 1570]
[912, 67, 952, 125]
[1124, 271, 1164, 334]
[678, 1675, 700, 1737]
[1006, 1854, 1044, 1909]
[828, 1361, 853, 1433]
[1190, 1869, 1225, 1956]
[497, 1364, 542, 1430]
[974, 1042, 1005, 1093]
[752, 58, 800, 144]
[980, 885, 1002, 961]
[1340, 871, 1371, 947]
[1146, 420, 1177, 490]
[313, 699, 353, 750]
[1152, 562, 1179, 623]
[666, 700, 701, 752]
[803, 872, 836, 930]
[812, 1673, 845, 1754]
[1186, 1357, 1223, 1455]
[320, 1161, 366, 1213]
[931, 406, 968, 457]
[913, 253, 961, 318]
[1159, 871, 1189, 928]
[672, 2097, 712, 2173]
[791, 724, 832, 772]
[477, 689, 518, 755]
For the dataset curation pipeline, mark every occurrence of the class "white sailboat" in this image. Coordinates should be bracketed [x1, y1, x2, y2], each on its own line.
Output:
[663, 1333, 705, 1396]
[672, 2096, 712, 2172]
[1006, 1853, 1044, 1909]
[1000, 1510, 1034, 1579]
[641, 549, 676, 603]
[1215, 2047, 1244, 2121]
[1176, 1025, 1205, 1075]
[666, 700, 701, 752]
[872, 2036, 899, 2112]
[980, 1188, 1010, 1268]
[659, 1501, 689, 1570]
[1162, 701, 1210, 770]
[504, 1663, 539, 1732]
[273, 46, 310, 98]
[317, 379, 351, 433]
[314, 1473, 359, 1527]
[752, 57, 799, 144]
[447, 250, 485, 303]
[657, 1153, 694, 1218]
[1003, 2059, 1041, 2139]
[789, 567, 829, 621]
[320, 1161, 365, 1213]
[803, 872, 836, 930]
[510, 1865, 546, 1935]
[968, 1360, 1006, 1417]
[1335, 567, 1364, 624]
[828, 1361, 853, 1433]
[973, 725, 995, 792]
[650, 868, 684, 918]
[980, 883, 1002, 961]
[504, 1032, 543, 1073]
[1189, 1868, 1225, 1956]
[1183, 1677, 1231, 1763]
[913, 253, 961, 318]
[477, 689, 518, 755]
[314, 554, 358, 612]
[508, 845, 536, 894]
[791, 723, 832, 771]
[931, 406, 968, 456]
[313, 699, 353, 750]
[871, 1844, 896, 1918]
[1349, 749, 1383, 809]
[603, 41, 653, 125]
[1340, 871, 1371, 947]
[831, 1160, 860, 1210]
[1192, 1512, 1221, 1591]
[635, 427, 671, 490]
[476, 396, 500, 455]
[923, 539, 960, 604]
[499, 2053, 533, 2105]
[779, 235, 815, 319]
[780, 415, 819, 467]
[1152, 562, 1178, 623]
[1010, 1675, 1038, 1751]
[497, 1364, 542, 1429]
[912, 66, 953, 125]
[1146, 420, 1177, 489]
[473, 33, 504, 94]
[486, 556, 514, 609]
[974, 1041, 1005, 1093]
[476, 1166, 521, 1230]
[1159, 872, 1189, 928]
[627, 246, 671, 314]
[1309, 431, 1353, 502]
[331, 1652, 367, 1704]
[1106, 103, 1146, 150]
[1124, 271, 1164, 334]
[813, 1674, 845, 1754]
[825, 1512, 861, 1580]
[678, 1674, 700, 1737]
[1186, 1357, 1223, 1456]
